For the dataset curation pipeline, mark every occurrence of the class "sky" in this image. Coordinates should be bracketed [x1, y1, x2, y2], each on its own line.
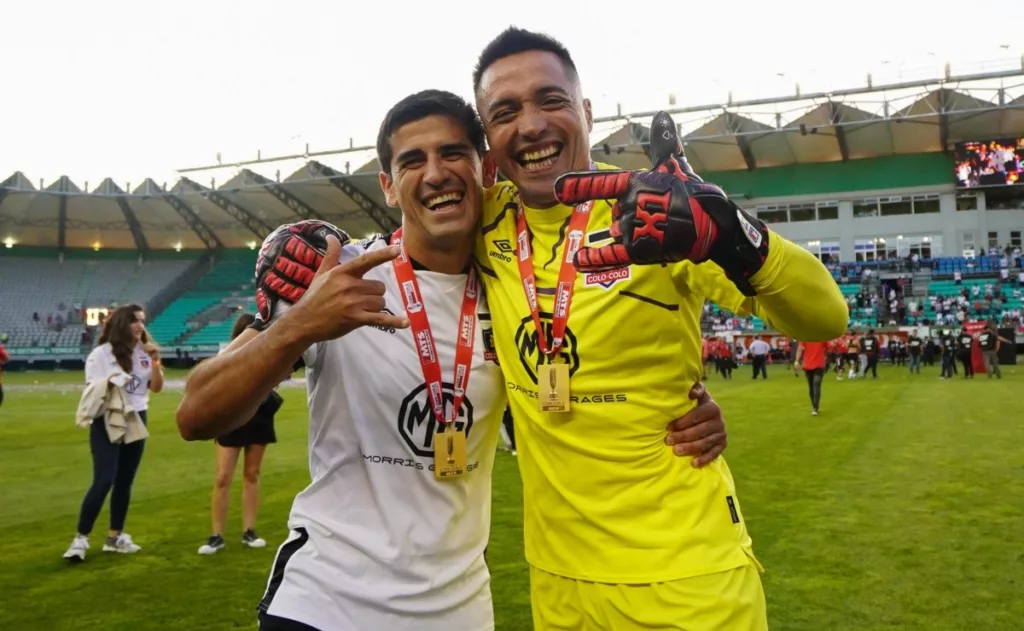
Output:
[2, 0, 1022, 188]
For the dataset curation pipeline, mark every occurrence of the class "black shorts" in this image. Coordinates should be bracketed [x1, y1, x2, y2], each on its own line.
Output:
[844, 353, 858, 363]
[259, 613, 320, 631]
[217, 416, 276, 448]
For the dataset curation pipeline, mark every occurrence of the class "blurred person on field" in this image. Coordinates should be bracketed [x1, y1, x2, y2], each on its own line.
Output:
[63, 304, 163, 562]
[795, 340, 828, 416]
[198, 313, 281, 555]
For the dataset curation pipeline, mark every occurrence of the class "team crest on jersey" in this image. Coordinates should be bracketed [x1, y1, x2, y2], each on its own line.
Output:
[397, 383, 474, 457]
[482, 328, 499, 364]
[584, 267, 631, 289]
[140, 358, 150, 369]
[514, 314, 580, 384]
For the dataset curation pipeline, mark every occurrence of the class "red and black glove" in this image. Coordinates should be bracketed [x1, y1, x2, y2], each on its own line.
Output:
[553, 111, 770, 296]
[252, 220, 351, 328]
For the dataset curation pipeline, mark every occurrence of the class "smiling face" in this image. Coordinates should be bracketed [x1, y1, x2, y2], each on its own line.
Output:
[476, 50, 593, 209]
[379, 114, 484, 249]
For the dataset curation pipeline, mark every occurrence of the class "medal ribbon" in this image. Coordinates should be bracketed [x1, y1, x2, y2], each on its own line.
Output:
[391, 227, 480, 426]
[515, 194, 594, 359]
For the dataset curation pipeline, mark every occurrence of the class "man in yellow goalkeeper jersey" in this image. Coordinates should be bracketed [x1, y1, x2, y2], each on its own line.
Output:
[471, 27, 848, 630]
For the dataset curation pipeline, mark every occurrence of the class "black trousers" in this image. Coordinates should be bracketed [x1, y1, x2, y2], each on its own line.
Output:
[76, 411, 148, 535]
[718, 358, 732, 379]
[502, 406, 515, 450]
[259, 613, 321, 631]
[751, 355, 768, 379]
[865, 355, 879, 378]
[0, 382, 4, 407]
[804, 368, 824, 410]
[957, 352, 974, 377]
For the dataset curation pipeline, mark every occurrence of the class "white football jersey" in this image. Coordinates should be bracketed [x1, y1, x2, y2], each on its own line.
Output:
[84, 342, 153, 411]
[260, 236, 505, 631]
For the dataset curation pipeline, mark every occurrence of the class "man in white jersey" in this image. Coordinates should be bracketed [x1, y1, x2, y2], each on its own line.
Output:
[180, 91, 502, 631]
[178, 90, 729, 631]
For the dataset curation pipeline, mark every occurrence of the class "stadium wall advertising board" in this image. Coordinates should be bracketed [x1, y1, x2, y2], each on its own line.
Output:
[954, 138, 1024, 189]
[731, 331, 909, 352]
[7, 343, 220, 359]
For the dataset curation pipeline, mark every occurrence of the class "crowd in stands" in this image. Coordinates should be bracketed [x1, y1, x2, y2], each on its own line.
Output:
[703, 245, 1024, 333]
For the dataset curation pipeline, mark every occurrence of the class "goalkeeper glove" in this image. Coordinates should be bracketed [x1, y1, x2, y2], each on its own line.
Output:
[553, 111, 770, 296]
[252, 220, 351, 328]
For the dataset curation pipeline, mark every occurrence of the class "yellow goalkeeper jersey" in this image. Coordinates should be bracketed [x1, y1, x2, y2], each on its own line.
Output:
[474, 163, 846, 584]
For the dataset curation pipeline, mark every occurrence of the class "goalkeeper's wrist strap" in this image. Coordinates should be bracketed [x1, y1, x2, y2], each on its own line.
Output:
[708, 204, 771, 297]
[247, 314, 270, 333]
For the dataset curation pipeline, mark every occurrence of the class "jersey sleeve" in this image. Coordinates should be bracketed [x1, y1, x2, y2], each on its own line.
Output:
[671, 231, 848, 342]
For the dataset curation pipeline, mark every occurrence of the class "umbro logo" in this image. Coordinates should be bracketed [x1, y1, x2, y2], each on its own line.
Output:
[488, 239, 515, 263]
[371, 308, 400, 335]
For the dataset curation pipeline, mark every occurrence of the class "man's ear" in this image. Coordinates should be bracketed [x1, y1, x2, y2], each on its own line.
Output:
[378, 171, 398, 207]
[583, 98, 593, 133]
[483, 153, 497, 188]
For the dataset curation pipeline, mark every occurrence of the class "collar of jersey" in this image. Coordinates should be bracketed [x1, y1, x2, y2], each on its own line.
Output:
[385, 232, 470, 274]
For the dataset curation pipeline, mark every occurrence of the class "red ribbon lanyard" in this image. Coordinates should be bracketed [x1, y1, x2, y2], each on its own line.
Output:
[515, 198, 593, 358]
[391, 228, 480, 426]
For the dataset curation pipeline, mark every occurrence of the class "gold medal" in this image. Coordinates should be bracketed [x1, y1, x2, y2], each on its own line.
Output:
[538, 363, 571, 413]
[434, 424, 468, 481]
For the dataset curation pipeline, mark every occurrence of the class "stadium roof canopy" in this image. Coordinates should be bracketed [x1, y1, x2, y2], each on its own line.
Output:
[2, 65, 1024, 250]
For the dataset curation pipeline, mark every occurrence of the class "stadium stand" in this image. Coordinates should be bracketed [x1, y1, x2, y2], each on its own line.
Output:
[147, 250, 258, 346]
[0, 250, 196, 350]
[1, 64, 1022, 360]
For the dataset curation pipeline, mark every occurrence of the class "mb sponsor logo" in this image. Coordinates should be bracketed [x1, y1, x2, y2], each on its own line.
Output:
[397, 382, 474, 457]
[584, 267, 631, 289]
[125, 374, 143, 394]
[514, 314, 579, 384]
[488, 239, 515, 263]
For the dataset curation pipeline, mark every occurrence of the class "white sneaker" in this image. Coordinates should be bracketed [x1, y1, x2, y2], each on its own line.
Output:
[198, 534, 226, 555]
[63, 535, 89, 562]
[103, 533, 141, 554]
[242, 529, 266, 548]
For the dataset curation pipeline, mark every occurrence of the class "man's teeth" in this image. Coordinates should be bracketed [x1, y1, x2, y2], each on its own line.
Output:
[523, 156, 557, 171]
[521, 145, 560, 162]
[425, 192, 463, 209]
[519, 145, 561, 170]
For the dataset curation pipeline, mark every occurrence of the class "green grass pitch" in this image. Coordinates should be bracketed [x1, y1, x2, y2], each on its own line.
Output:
[0, 362, 1021, 630]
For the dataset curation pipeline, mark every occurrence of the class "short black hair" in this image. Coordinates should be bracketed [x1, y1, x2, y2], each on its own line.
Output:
[376, 89, 486, 176]
[472, 26, 579, 94]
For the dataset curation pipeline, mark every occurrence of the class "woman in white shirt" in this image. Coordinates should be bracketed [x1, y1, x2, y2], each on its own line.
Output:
[63, 304, 163, 562]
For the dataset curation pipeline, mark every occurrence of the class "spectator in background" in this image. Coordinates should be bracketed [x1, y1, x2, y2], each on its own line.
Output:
[199, 313, 280, 556]
[499, 406, 517, 456]
[795, 340, 828, 416]
[749, 338, 771, 379]
[63, 304, 164, 562]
